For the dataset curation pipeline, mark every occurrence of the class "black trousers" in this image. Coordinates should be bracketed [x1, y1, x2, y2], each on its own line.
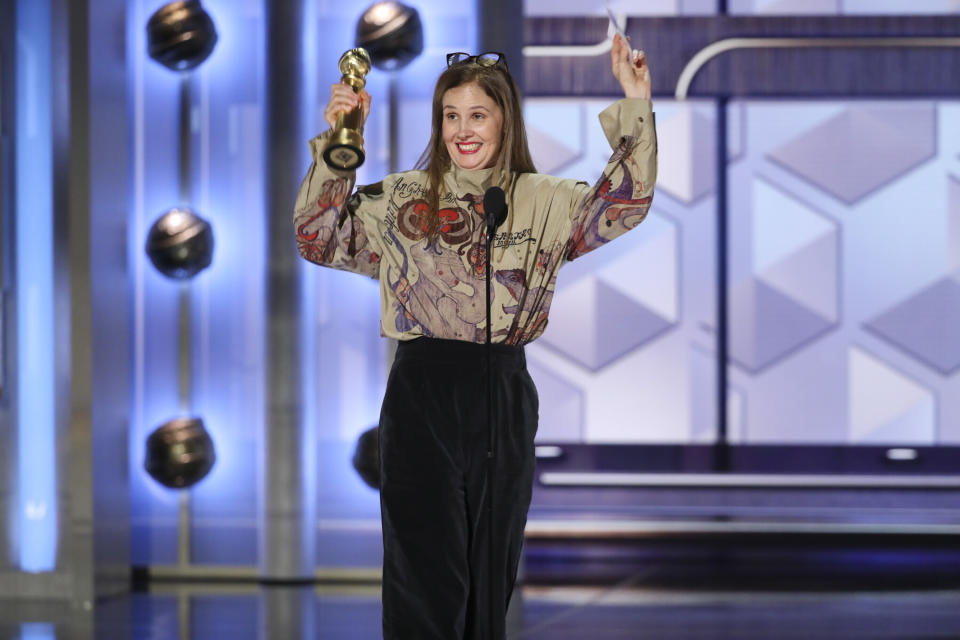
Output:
[380, 337, 539, 640]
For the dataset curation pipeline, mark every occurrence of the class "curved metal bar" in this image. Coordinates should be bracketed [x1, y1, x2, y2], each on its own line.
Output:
[523, 13, 626, 58]
[675, 36, 960, 100]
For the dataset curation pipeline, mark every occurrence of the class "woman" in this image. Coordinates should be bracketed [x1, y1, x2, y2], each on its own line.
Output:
[295, 34, 655, 640]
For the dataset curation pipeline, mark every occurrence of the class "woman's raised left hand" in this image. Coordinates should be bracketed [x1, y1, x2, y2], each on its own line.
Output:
[611, 33, 651, 100]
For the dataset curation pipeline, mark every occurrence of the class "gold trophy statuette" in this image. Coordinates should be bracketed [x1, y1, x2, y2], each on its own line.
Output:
[323, 47, 372, 171]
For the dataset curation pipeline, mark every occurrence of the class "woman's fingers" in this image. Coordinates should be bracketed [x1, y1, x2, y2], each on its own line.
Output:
[610, 33, 627, 74]
[324, 83, 366, 128]
[612, 34, 648, 80]
[359, 89, 372, 120]
[633, 50, 647, 73]
[330, 84, 360, 109]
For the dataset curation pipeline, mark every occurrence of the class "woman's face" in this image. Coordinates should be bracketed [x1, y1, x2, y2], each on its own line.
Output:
[441, 82, 503, 171]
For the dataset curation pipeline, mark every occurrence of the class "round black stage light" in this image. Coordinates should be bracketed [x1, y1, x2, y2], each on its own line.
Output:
[352, 425, 381, 490]
[144, 416, 216, 489]
[147, 0, 219, 71]
[355, 1, 424, 71]
[145, 207, 214, 280]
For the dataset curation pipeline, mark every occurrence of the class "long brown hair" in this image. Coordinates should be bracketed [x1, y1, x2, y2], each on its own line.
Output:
[415, 59, 536, 236]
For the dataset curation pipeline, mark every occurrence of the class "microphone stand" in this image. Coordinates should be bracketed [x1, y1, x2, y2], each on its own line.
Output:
[482, 185, 506, 638]
[485, 216, 496, 638]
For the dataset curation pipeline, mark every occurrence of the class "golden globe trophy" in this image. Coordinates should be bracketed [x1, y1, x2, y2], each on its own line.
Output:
[323, 47, 372, 171]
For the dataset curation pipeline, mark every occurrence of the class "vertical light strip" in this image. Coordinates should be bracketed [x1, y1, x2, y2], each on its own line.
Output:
[300, 0, 319, 538]
[131, 0, 146, 483]
[15, 0, 58, 571]
[19, 624, 55, 640]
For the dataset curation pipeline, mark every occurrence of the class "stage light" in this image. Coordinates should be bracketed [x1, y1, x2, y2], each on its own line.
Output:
[352, 425, 381, 490]
[147, 0, 219, 71]
[145, 207, 214, 280]
[355, 1, 424, 71]
[144, 417, 216, 489]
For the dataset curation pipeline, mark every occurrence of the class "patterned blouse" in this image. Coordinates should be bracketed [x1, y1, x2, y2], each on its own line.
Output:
[293, 98, 657, 345]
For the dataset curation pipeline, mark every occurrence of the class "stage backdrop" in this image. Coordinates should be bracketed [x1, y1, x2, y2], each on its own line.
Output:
[126, 0, 960, 572]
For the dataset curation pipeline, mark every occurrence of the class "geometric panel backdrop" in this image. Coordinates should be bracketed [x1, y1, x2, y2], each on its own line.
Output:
[525, 99, 717, 444]
[729, 178, 839, 373]
[767, 105, 936, 205]
[524, 0, 718, 16]
[731, 0, 960, 14]
[865, 278, 960, 376]
[729, 99, 960, 444]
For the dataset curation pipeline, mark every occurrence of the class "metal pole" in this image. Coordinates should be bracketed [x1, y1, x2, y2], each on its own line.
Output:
[485, 225, 495, 635]
[261, 0, 315, 580]
[259, 585, 316, 640]
[176, 75, 193, 569]
[714, 96, 730, 472]
[388, 74, 399, 175]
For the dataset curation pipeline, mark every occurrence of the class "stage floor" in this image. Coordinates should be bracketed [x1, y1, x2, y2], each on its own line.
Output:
[4, 580, 960, 639]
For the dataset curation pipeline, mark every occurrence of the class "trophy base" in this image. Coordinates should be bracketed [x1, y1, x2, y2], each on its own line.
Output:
[324, 129, 365, 171]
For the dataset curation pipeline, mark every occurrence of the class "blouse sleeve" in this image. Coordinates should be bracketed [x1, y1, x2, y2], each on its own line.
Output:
[293, 129, 385, 279]
[565, 98, 657, 262]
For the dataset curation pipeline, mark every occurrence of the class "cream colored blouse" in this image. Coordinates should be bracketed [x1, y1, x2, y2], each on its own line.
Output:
[293, 98, 657, 345]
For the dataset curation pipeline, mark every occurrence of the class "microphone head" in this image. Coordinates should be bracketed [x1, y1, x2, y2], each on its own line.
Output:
[483, 186, 508, 229]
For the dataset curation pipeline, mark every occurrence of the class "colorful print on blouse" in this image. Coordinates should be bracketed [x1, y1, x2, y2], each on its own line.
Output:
[293, 98, 657, 346]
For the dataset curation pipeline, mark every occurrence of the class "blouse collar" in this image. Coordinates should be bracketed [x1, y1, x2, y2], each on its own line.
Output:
[446, 163, 497, 193]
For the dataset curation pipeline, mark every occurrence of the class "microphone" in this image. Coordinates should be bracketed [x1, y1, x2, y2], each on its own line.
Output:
[483, 186, 508, 237]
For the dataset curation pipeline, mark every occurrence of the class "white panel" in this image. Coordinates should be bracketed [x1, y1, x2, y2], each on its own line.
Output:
[848, 347, 934, 444]
[844, 0, 960, 14]
[758, 232, 837, 321]
[583, 332, 690, 443]
[654, 105, 715, 203]
[596, 213, 678, 322]
[523, 0, 679, 16]
[752, 178, 833, 274]
[756, 0, 839, 13]
[950, 176, 960, 271]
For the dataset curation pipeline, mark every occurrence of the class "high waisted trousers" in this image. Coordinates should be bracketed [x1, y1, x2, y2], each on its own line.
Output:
[379, 337, 539, 640]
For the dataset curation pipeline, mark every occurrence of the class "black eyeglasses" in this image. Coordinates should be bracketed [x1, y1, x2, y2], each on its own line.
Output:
[446, 51, 508, 70]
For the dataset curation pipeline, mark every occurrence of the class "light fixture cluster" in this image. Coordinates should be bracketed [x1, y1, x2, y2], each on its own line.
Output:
[356, 1, 424, 71]
[139, 1, 427, 491]
[142, 1, 219, 490]
[146, 0, 218, 72]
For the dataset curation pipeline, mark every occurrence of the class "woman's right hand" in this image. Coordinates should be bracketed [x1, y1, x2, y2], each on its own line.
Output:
[324, 82, 371, 129]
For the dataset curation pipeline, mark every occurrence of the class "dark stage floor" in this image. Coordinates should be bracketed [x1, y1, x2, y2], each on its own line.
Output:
[4, 579, 960, 639]
[6, 527, 960, 639]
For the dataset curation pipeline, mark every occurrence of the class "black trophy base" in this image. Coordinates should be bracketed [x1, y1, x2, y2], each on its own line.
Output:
[324, 143, 365, 171]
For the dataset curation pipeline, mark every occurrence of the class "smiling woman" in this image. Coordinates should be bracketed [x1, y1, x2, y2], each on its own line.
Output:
[412, 50, 535, 241]
[294, 35, 656, 640]
[441, 83, 503, 171]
